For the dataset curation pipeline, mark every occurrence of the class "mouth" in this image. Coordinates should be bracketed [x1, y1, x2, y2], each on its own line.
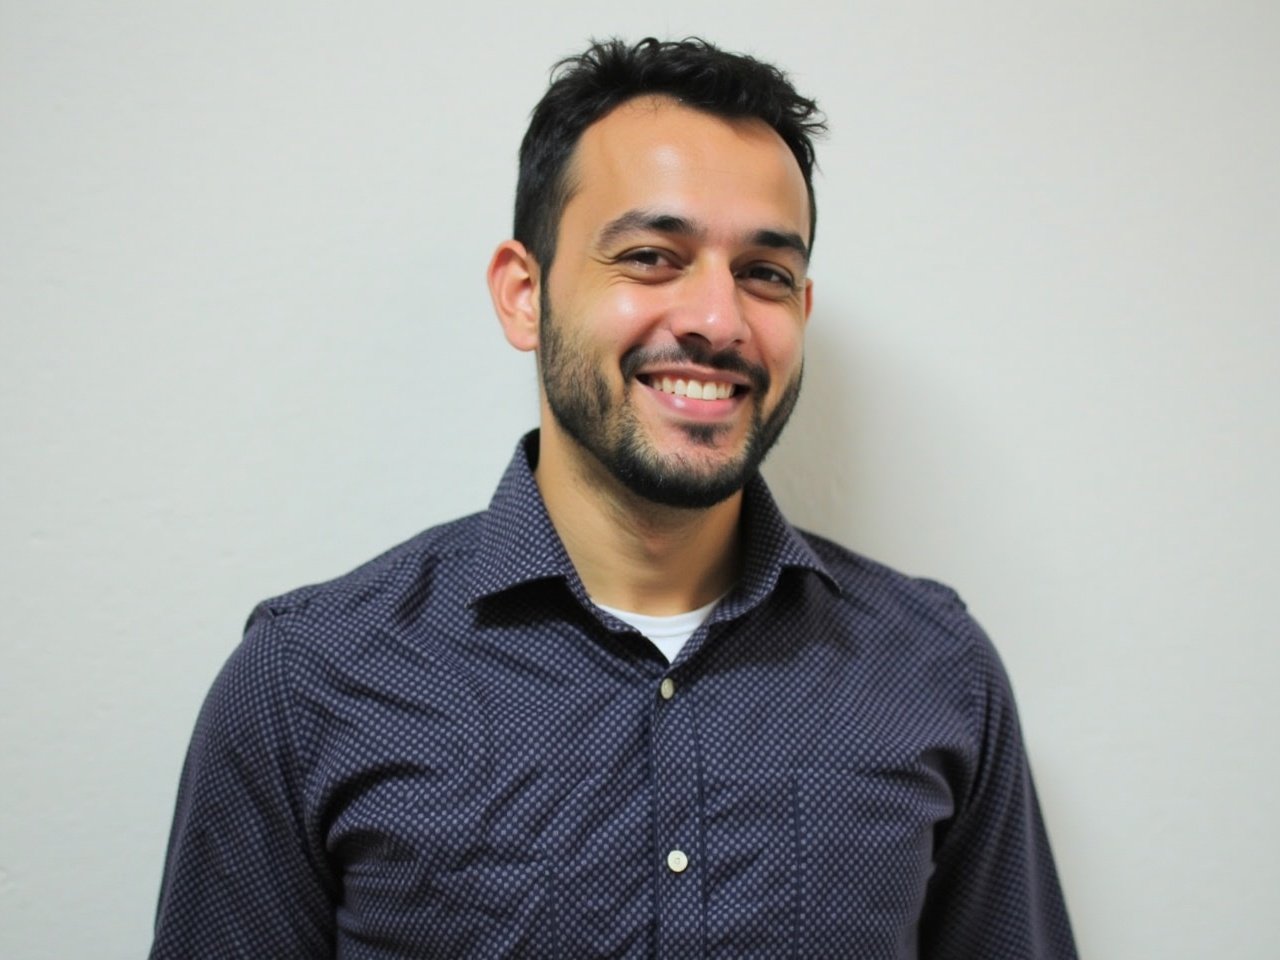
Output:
[636, 374, 743, 401]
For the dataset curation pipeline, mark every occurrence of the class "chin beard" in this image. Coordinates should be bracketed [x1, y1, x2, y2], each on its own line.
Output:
[538, 295, 802, 510]
[593, 387, 800, 508]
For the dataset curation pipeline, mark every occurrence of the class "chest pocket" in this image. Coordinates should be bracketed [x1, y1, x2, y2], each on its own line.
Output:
[702, 766, 951, 959]
[336, 832, 553, 958]
[330, 762, 557, 960]
[796, 766, 952, 958]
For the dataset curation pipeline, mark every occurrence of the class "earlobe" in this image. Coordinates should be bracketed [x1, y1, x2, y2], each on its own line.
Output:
[487, 240, 541, 352]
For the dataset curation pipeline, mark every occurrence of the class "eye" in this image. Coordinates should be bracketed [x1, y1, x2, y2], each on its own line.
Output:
[736, 262, 798, 298]
[622, 248, 667, 266]
[619, 247, 674, 266]
[613, 247, 682, 280]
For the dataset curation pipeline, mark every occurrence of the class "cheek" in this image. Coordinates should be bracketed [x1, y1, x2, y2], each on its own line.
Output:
[603, 285, 659, 329]
[572, 285, 665, 354]
[759, 322, 806, 382]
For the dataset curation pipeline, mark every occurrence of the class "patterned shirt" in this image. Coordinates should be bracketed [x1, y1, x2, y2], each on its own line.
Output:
[151, 432, 1077, 958]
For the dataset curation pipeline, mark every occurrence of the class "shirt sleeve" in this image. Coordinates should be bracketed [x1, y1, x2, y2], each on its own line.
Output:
[149, 607, 335, 958]
[918, 618, 1079, 959]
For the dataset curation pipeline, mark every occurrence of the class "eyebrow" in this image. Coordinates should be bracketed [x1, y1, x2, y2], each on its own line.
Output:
[750, 228, 810, 263]
[596, 209, 810, 263]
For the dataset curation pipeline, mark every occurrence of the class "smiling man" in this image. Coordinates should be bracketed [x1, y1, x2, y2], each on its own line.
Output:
[151, 38, 1078, 959]
[489, 91, 813, 617]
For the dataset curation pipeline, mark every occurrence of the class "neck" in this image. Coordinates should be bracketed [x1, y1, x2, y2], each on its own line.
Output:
[534, 427, 743, 616]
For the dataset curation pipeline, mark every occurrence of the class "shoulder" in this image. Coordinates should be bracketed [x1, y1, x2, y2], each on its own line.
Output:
[793, 529, 1006, 682]
[790, 532, 1024, 770]
[242, 511, 487, 665]
[799, 531, 971, 629]
[192, 513, 489, 770]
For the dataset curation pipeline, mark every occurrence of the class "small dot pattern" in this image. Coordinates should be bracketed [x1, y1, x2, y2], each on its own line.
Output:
[150, 432, 1077, 958]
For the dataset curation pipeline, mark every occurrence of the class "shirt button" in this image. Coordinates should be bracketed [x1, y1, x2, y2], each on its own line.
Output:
[666, 849, 689, 873]
[659, 677, 675, 700]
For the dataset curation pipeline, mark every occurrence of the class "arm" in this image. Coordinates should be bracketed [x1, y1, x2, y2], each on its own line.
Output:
[150, 608, 335, 958]
[919, 622, 1078, 959]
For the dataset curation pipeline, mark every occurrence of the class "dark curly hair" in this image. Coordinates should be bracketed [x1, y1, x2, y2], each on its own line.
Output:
[514, 37, 826, 272]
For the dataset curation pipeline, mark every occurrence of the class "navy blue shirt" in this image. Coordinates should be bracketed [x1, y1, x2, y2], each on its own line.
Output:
[151, 433, 1077, 958]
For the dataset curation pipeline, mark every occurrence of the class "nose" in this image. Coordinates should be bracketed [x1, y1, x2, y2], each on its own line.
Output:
[668, 262, 749, 352]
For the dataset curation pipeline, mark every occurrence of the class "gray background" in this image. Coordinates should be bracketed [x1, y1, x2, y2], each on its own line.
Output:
[3, 1, 1277, 956]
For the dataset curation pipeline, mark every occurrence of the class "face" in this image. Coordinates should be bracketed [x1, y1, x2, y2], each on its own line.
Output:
[537, 97, 813, 509]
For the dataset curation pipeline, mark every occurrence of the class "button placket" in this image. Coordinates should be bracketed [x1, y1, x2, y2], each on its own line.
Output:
[651, 670, 704, 956]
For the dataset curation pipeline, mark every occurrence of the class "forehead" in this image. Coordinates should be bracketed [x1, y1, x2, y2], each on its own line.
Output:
[561, 95, 810, 245]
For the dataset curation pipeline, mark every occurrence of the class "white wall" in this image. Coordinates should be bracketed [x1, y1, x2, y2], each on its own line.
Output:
[2, 2, 1276, 956]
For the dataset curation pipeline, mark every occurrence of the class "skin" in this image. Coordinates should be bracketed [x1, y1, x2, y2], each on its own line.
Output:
[488, 95, 813, 615]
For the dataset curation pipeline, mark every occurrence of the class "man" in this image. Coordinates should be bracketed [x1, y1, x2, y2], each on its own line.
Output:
[151, 38, 1077, 958]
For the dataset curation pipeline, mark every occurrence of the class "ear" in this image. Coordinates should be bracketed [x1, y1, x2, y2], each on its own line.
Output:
[802, 277, 814, 324]
[487, 240, 541, 352]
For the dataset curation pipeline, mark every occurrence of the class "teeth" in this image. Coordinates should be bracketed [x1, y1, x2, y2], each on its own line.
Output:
[650, 376, 734, 400]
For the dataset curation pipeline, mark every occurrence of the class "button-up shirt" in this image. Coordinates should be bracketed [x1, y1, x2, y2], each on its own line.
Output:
[150, 432, 1077, 958]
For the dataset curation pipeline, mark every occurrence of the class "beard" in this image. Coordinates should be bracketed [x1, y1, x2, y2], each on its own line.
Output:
[538, 290, 802, 510]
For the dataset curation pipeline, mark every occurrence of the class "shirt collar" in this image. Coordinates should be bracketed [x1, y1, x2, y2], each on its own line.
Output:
[465, 432, 580, 607]
[726, 464, 840, 616]
[466, 431, 837, 611]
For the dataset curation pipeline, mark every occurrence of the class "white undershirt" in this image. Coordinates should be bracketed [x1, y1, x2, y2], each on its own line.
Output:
[593, 595, 724, 663]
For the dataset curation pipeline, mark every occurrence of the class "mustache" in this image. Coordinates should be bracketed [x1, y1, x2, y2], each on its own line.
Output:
[620, 343, 771, 394]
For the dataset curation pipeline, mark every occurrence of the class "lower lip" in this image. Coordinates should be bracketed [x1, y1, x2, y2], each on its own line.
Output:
[637, 381, 744, 421]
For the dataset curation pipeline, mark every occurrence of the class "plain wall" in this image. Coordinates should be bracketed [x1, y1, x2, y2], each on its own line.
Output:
[2, 2, 1277, 956]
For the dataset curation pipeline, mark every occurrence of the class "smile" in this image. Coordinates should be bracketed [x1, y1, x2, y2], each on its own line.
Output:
[640, 375, 738, 400]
